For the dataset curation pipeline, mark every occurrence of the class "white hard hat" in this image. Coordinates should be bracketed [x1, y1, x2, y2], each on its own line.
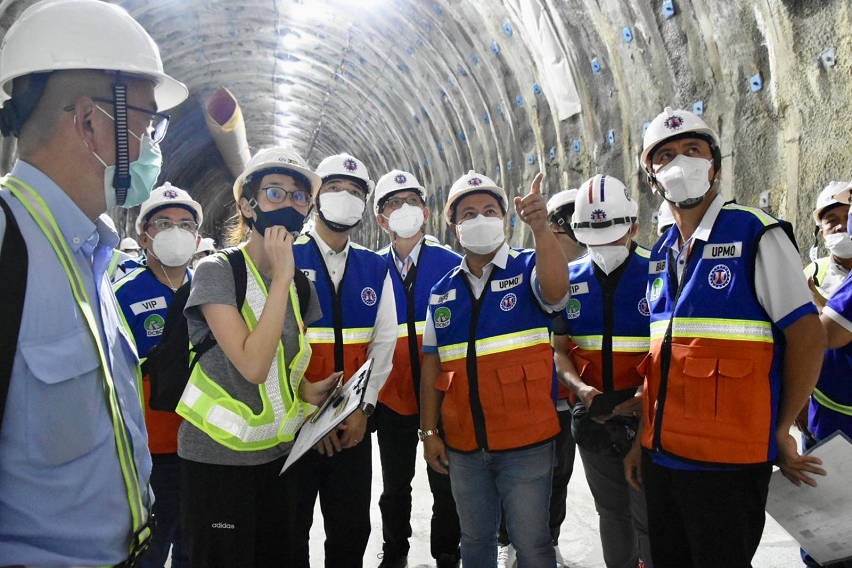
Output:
[640, 107, 720, 171]
[135, 182, 203, 234]
[444, 170, 508, 224]
[0, 0, 187, 110]
[546, 189, 579, 215]
[315, 153, 374, 198]
[373, 169, 427, 215]
[120, 237, 140, 252]
[571, 175, 638, 246]
[232, 146, 321, 202]
[196, 237, 216, 254]
[656, 201, 676, 236]
[98, 213, 117, 233]
[815, 181, 852, 224]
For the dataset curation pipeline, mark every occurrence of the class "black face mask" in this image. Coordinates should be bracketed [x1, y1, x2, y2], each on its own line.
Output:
[251, 205, 306, 235]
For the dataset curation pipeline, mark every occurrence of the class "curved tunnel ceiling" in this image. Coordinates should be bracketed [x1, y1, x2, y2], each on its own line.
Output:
[1, 0, 850, 253]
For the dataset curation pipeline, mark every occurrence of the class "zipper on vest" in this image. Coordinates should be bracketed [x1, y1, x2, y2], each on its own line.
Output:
[404, 260, 421, 405]
[652, 249, 689, 452]
[596, 248, 631, 392]
[461, 274, 492, 450]
[311, 237, 346, 372]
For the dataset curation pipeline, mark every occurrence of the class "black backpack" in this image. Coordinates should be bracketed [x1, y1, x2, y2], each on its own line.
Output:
[0, 196, 27, 433]
[144, 247, 312, 411]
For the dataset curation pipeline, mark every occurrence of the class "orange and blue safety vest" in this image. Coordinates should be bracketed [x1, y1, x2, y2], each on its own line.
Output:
[429, 248, 560, 452]
[293, 234, 388, 382]
[377, 236, 461, 415]
[642, 204, 788, 466]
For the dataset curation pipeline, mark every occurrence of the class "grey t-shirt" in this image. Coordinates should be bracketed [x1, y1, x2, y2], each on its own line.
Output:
[177, 252, 322, 466]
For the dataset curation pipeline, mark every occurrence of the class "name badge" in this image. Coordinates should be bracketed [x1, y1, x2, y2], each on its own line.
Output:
[649, 260, 667, 274]
[703, 241, 742, 259]
[491, 274, 523, 292]
[430, 289, 456, 304]
[570, 282, 589, 295]
[130, 296, 167, 315]
[301, 269, 317, 282]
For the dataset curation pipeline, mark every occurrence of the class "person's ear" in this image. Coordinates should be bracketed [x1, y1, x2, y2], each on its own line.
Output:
[238, 197, 254, 219]
[376, 213, 388, 231]
[72, 97, 98, 152]
[422, 206, 430, 224]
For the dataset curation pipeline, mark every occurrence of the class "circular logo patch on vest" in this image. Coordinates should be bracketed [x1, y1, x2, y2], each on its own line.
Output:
[708, 264, 732, 290]
[434, 306, 452, 329]
[649, 277, 664, 302]
[638, 297, 650, 317]
[361, 287, 377, 306]
[499, 292, 517, 312]
[144, 314, 165, 337]
[566, 298, 581, 320]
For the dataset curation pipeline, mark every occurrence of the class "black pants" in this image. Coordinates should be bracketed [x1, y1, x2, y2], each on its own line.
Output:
[641, 451, 772, 568]
[179, 455, 288, 568]
[498, 407, 575, 546]
[375, 404, 461, 561]
[280, 434, 373, 567]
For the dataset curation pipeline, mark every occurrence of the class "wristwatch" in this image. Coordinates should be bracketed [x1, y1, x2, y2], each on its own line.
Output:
[418, 428, 438, 441]
[359, 402, 375, 417]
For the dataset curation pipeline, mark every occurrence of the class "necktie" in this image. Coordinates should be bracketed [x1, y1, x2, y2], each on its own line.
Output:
[401, 256, 413, 280]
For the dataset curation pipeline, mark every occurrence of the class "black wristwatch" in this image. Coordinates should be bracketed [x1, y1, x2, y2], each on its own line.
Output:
[359, 402, 375, 417]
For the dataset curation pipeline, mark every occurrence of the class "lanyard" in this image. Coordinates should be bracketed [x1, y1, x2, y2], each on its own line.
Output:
[2, 176, 150, 553]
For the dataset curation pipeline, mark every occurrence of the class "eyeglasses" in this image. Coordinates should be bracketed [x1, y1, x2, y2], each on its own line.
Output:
[147, 218, 199, 233]
[261, 186, 311, 207]
[64, 98, 170, 144]
[383, 196, 423, 210]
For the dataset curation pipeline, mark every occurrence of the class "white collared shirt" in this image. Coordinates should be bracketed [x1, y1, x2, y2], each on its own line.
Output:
[391, 239, 423, 277]
[665, 193, 813, 324]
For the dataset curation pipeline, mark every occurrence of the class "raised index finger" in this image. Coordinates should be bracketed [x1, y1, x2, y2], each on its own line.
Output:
[529, 172, 543, 195]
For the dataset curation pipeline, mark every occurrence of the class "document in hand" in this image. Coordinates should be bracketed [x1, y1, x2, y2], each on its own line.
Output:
[765, 431, 852, 565]
[279, 359, 373, 475]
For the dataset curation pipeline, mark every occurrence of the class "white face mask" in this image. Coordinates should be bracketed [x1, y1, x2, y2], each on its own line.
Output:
[824, 232, 852, 259]
[150, 227, 197, 267]
[588, 245, 630, 275]
[655, 155, 712, 205]
[457, 215, 505, 255]
[320, 191, 366, 226]
[385, 204, 425, 238]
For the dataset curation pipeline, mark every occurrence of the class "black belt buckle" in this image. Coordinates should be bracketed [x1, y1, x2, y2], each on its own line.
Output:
[120, 513, 156, 567]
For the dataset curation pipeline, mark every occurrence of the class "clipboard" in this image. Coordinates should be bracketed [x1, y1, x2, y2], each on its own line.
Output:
[280, 358, 373, 474]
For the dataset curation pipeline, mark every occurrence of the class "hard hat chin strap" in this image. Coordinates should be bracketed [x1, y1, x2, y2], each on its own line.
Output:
[0, 72, 52, 137]
[111, 79, 131, 206]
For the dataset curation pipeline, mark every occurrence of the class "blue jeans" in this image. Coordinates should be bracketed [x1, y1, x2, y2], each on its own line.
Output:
[448, 441, 555, 568]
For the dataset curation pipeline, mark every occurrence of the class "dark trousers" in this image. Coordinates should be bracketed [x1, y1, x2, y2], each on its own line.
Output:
[498, 408, 575, 546]
[139, 453, 188, 568]
[280, 434, 373, 568]
[375, 404, 461, 561]
[641, 451, 772, 568]
[179, 455, 288, 568]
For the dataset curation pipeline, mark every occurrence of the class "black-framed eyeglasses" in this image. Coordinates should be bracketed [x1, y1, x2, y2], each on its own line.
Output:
[261, 186, 311, 207]
[383, 195, 423, 211]
[64, 97, 170, 144]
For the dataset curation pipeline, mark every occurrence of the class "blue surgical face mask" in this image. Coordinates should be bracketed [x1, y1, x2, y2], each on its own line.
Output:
[252, 203, 306, 235]
[93, 130, 162, 209]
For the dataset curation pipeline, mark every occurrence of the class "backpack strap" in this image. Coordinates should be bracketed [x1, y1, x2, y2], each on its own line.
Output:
[224, 247, 247, 309]
[293, 269, 311, 318]
[0, 196, 28, 432]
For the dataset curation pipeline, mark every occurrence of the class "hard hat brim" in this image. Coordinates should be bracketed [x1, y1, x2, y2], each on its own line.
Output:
[573, 223, 631, 246]
[232, 162, 322, 203]
[443, 186, 508, 224]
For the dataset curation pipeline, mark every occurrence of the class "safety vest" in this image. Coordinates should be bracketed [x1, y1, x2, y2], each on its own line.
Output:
[293, 234, 388, 382]
[641, 204, 786, 465]
[564, 245, 650, 394]
[176, 247, 313, 451]
[376, 236, 461, 415]
[430, 248, 560, 452]
[2, 176, 152, 560]
[804, 256, 831, 290]
[113, 266, 184, 454]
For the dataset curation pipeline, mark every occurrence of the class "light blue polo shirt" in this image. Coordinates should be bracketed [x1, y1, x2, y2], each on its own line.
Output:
[0, 161, 152, 566]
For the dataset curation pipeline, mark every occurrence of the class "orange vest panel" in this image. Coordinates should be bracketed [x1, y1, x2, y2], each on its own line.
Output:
[378, 334, 422, 415]
[304, 341, 370, 384]
[142, 376, 182, 455]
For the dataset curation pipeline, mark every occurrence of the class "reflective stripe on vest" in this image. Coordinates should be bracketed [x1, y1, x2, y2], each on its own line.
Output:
[812, 387, 852, 416]
[305, 327, 373, 344]
[572, 335, 650, 352]
[2, 176, 151, 554]
[177, 248, 313, 451]
[397, 321, 426, 338]
[650, 317, 773, 343]
[437, 328, 551, 362]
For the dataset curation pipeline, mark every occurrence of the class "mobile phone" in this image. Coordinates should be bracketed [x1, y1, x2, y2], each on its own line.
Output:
[588, 387, 638, 418]
[310, 373, 344, 423]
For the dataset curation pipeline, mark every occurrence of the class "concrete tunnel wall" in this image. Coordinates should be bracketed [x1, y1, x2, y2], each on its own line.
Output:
[1, 0, 851, 257]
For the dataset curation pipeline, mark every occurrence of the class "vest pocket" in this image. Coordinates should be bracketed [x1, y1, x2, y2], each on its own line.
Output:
[435, 371, 461, 433]
[681, 356, 718, 420]
[716, 358, 754, 424]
